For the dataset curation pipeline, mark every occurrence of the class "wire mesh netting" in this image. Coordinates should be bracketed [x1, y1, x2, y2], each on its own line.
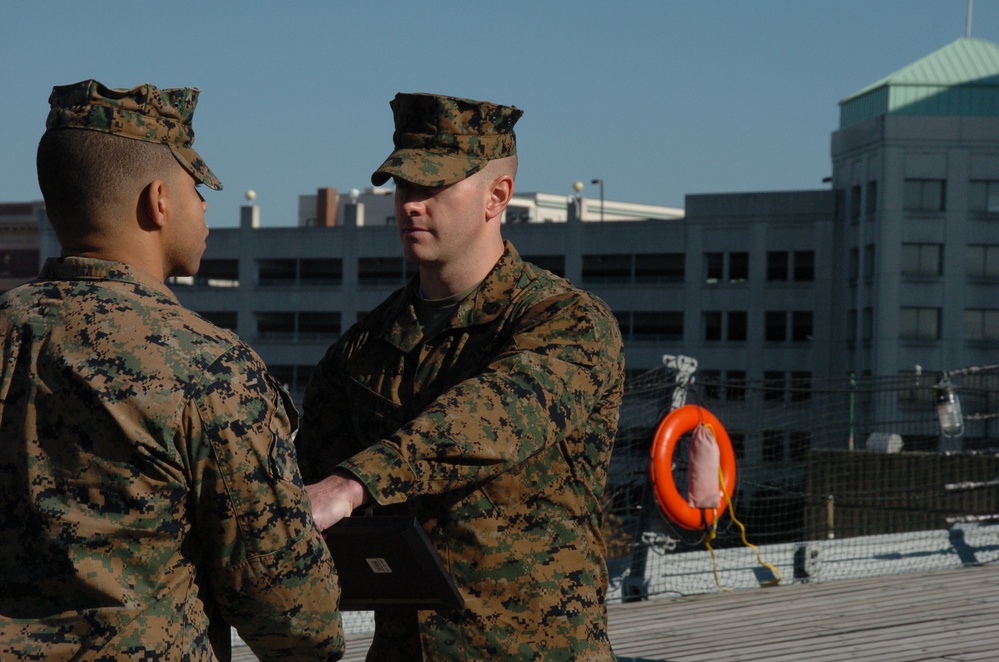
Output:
[329, 357, 999, 636]
[604, 357, 999, 602]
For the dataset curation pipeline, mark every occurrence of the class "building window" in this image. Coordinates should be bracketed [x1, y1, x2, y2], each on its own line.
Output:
[255, 311, 341, 340]
[614, 311, 631, 339]
[634, 253, 684, 283]
[849, 185, 862, 220]
[967, 245, 999, 279]
[848, 247, 859, 281]
[505, 206, 532, 223]
[729, 252, 749, 282]
[846, 308, 874, 343]
[582, 254, 631, 283]
[863, 244, 876, 280]
[299, 258, 343, 285]
[790, 371, 812, 401]
[358, 257, 412, 285]
[704, 252, 747, 284]
[865, 180, 878, 216]
[581, 253, 685, 284]
[899, 307, 940, 340]
[792, 311, 813, 342]
[766, 251, 789, 281]
[255, 312, 295, 338]
[727, 311, 747, 341]
[763, 371, 785, 401]
[763, 430, 784, 462]
[524, 255, 565, 277]
[200, 311, 238, 330]
[726, 370, 746, 401]
[765, 311, 787, 342]
[704, 311, 747, 341]
[790, 431, 811, 462]
[252, 259, 341, 287]
[902, 243, 942, 277]
[964, 309, 999, 341]
[793, 251, 815, 281]
[969, 180, 999, 214]
[704, 252, 724, 283]
[258, 259, 297, 286]
[618, 311, 684, 341]
[169, 262, 231, 287]
[699, 370, 721, 400]
[904, 178, 946, 212]
[729, 432, 746, 460]
[704, 311, 722, 341]
[298, 312, 341, 339]
[0, 249, 40, 278]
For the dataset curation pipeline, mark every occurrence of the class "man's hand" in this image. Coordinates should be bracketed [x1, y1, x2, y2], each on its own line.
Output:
[305, 471, 371, 531]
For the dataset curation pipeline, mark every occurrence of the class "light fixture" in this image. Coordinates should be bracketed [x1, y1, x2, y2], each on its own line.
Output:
[935, 375, 964, 438]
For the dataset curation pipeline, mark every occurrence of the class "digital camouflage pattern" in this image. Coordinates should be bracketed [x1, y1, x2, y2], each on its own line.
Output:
[370, 92, 523, 188]
[0, 257, 343, 661]
[297, 243, 625, 661]
[46, 79, 222, 190]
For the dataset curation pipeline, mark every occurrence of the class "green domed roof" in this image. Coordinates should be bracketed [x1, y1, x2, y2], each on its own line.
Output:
[839, 38, 999, 128]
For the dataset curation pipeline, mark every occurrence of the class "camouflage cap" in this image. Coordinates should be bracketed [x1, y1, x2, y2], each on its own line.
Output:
[45, 79, 222, 190]
[371, 92, 523, 188]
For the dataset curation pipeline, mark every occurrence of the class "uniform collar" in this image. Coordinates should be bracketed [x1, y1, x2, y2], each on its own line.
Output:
[40, 256, 180, 303]
[382, 241, 525, 350]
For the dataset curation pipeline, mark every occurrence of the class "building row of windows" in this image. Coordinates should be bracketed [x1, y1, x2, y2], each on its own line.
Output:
[177, 250, 817, 291]
[202, 311, 356, 341]
[842, 178, 999, 219]
[203, 308, 818, 344]
[698, 369, 813, 404]
[704, 250, 815, 284]
[847, 307, 999, 341]
[848, 243, 999, 280]
[203, 306, 999, 346]
[703, 310, 814, 342]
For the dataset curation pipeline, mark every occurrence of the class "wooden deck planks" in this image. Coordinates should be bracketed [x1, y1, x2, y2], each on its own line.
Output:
[232, 563, 999, 661]
[610, 564, 999, 662]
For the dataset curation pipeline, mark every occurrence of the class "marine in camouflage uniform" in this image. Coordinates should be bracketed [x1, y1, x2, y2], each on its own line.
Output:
[0, 80, 344, 661]
[297, 93, 625, 660]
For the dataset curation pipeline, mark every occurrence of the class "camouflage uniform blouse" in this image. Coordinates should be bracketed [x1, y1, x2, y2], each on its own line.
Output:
[0, 258, 344, 661]
[298, 243, 625, 661]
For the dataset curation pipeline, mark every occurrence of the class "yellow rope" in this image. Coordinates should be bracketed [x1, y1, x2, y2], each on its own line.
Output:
[704, 467, 782, 591]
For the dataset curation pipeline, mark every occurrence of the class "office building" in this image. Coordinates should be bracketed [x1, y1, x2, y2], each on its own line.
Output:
[10, 37, 999, 414]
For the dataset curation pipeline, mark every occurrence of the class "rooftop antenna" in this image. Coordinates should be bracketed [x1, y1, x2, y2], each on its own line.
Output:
[966, 0, 973, 38]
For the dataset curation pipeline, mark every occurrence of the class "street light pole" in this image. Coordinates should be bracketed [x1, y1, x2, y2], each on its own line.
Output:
[591, 178, 604, 222]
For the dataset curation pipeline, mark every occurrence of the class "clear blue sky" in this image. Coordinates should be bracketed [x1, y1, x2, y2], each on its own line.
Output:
[3, 1, 998, 227]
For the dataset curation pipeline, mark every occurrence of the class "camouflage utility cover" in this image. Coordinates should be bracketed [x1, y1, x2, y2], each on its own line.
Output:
[298, 243, 625, 660]
[0, 258, 342, 661]
[46, 79, 222, 190]
[371, 92, 523, 188]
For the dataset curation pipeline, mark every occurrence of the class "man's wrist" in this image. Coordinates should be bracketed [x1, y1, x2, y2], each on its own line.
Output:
[333, 469, 371, 510]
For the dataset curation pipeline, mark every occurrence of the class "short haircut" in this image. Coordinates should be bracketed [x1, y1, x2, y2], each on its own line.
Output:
[477, 154, 519, 182]
[36, 129, 176, 231]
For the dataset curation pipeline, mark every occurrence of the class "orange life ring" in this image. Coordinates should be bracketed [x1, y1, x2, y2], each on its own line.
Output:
[649, 404, 737, 530]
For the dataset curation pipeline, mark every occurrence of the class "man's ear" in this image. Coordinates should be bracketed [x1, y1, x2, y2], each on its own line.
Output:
[484, 174, 514, 221]
[139, 179, 169, 230]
